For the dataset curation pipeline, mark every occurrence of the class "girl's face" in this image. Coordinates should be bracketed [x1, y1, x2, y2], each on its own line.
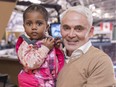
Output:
[23, 11, 48, 40]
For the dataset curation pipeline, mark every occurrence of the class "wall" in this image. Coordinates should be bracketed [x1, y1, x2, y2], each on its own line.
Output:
[0, 0, 17, 41]
[0, 58, 22, 86]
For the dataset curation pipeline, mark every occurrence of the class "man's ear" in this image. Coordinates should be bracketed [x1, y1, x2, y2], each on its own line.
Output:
[90, 26, 94, 33]
[89, 26, 94, 37]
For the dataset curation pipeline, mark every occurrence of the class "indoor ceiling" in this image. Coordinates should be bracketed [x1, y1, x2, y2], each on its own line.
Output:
[16, 0, 116, 26]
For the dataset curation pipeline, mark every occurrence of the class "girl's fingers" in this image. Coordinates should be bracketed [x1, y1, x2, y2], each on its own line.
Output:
[47, 37, 54, 42]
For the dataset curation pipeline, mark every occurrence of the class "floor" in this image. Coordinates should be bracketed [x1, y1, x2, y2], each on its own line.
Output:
[0, 82, 17, 87]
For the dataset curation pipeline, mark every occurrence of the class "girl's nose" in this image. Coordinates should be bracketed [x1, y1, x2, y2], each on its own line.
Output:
[32, 24, 37, 30]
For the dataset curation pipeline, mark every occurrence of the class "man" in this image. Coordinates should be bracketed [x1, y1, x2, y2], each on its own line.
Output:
[56, 5, 116, 87]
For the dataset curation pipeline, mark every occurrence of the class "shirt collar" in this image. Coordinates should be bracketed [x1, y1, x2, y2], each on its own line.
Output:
[78, 40, 92, 54]
[64, 40, 92, 60]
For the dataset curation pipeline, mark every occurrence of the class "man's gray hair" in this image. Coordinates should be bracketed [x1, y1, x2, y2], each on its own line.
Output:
[60, 5, 93, 26]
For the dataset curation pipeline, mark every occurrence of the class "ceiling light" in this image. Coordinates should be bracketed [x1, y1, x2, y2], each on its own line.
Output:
[103, 13, 109, 18]
[89, 4, 95, 11]
[96, 9, 101, 14]
[18, 0, 41, 4]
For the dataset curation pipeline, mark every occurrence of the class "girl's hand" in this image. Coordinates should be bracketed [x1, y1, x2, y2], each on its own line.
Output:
[54, 37, 63, 48]
[42, 37, 55, 50]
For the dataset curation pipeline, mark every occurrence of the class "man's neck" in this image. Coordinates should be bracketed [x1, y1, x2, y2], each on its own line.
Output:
[66, 50, 73, 57]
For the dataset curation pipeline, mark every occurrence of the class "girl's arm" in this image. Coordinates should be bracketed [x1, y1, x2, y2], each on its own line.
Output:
[17, 40, 50, 70]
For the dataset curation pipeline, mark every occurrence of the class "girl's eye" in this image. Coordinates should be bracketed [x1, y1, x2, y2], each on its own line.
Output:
[26, 22, 32, 26]
[37, 22, 43, 26]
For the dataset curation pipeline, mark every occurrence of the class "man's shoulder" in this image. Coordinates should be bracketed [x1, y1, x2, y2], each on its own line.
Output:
[89, 46, 108, 56]
[87, 46, 112, 64]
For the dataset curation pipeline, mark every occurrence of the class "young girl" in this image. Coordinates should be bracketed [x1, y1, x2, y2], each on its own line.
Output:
[15, 4, 64, 87]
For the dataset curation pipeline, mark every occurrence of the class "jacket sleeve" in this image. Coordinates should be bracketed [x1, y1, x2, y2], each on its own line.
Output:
[17, 41, 50, 70]
[55, 47, 64, 73]
[15, 36, 23, 53]
[83, 55, 116, 87]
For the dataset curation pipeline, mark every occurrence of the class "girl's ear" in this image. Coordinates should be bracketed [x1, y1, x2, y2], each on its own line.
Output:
[45, 24, 50, 32]
[46, 24, 50, 30]
[44, 24, 50, 37]
[23, 24, 26, 32]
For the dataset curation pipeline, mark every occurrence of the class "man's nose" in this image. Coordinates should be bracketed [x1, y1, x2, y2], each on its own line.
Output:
[68, 29, 76, 37]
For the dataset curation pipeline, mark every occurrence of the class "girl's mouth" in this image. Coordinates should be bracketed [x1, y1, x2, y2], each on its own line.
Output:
[31, 32, 38, 36]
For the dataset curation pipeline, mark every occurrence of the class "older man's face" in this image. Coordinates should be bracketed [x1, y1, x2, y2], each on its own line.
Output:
[61, 11, 93, 53]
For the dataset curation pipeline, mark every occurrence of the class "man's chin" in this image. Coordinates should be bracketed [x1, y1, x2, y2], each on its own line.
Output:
[65, 46, 76, 51]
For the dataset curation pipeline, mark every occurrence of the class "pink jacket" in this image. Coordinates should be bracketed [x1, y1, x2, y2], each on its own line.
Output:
[16, 36, 64, 87]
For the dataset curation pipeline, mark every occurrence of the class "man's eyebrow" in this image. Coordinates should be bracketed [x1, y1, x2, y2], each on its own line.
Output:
[75, 25, 85, 29]
[62, 24, 69, 27]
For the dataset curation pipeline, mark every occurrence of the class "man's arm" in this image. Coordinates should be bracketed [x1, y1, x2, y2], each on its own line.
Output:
[83, 55, 116, 87]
